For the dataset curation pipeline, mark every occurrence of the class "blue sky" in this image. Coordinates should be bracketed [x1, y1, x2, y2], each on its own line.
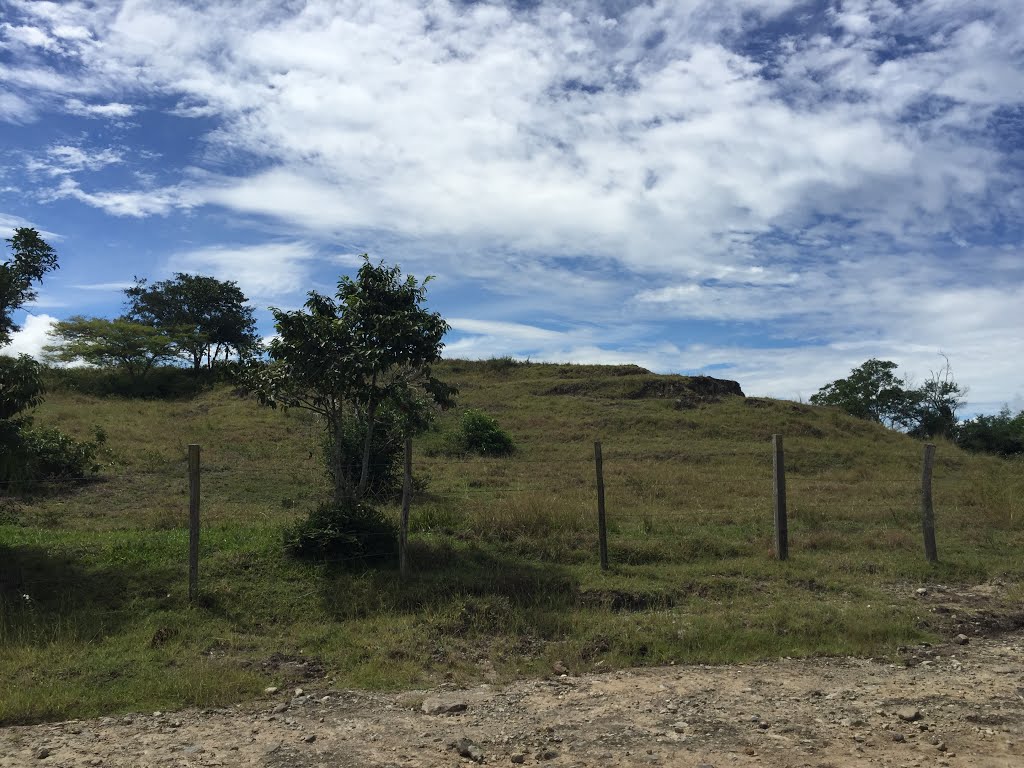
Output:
[1, 0, 1022, 414]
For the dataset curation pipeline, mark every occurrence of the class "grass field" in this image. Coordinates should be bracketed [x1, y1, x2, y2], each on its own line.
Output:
[2, 359, 1023, 725]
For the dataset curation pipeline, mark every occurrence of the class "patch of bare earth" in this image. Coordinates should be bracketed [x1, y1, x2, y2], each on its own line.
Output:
[3, 586, 1023, 768]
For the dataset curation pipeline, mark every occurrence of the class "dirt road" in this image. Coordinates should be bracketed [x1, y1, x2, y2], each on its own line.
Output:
[3, 597, 1022, 767]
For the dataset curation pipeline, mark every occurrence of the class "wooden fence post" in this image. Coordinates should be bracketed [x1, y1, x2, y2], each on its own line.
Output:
[188, 444, 201, 604]
[773, 434, 788, 561]
[400, 436, 412, 578]
[921, 443, 938, 563]
[594, 441, 608, 571]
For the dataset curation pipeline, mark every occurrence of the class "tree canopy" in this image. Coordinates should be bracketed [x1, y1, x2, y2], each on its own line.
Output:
[246, 257, 455, 507]
[810, 357, 965, 438]
[1, 227, 59, 346]
[124, 273, 259, 370]
[44, 316, 179, 380]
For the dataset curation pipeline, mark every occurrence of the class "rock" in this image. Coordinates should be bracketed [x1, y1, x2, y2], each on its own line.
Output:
[33, 747, 50, 760]
[511, 754, 526, 764]
[454, 738, 484, 763]
[536, 749, 559, 760]
[893, 733, 906, 743]
[294, 687, 304, 697]
[954, 634, 970, 645]
[916, 588, 928, 596]
[264, 686, 279, 695]
[897, 707, 923, 722]
[272, 703, 289, 714]
[422, 697, 468, 715]
[303, 734, 317, 743]
[552, 661, 569, 676]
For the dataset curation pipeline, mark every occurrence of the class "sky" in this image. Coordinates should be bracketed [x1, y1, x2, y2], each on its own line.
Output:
[1, 0, 1022, 415]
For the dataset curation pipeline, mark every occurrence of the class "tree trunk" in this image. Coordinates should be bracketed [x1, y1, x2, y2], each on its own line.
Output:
[355, 395, 378, 501]
[328, 415, 349, 508]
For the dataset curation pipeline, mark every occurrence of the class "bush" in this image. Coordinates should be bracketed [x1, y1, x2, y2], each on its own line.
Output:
[459, 409, 515, 456]
[42, 365, 216, 399]
[283, 501, 398, 564]
[956, 407, 1024, 457]
[0, 421, 106, 491]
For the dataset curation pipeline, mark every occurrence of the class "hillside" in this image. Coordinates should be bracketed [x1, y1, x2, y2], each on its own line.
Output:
[2, 359, 1023, 724]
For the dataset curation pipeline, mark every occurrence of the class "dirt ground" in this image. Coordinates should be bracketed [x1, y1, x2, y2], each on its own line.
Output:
[3, 585, 1022, 768]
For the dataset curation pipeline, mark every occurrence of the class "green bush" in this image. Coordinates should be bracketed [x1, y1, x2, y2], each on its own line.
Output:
[283, 501, 398, 564]
[956, 407, 1024, 457]
[42, 365, 216, 399]
[0, 421, 106, 491]
[459, 409, 515, 456]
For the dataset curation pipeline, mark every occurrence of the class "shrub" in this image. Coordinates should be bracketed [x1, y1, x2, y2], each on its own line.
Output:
[323, 412, 404, 503]
[0, 421, 106, 491]
[283, 501, 398, 564]
[459, 409, 515, 456]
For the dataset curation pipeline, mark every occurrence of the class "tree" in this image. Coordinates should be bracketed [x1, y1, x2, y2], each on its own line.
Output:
[0, 231, 103, 489]
[910, 356, 966, 439]
[809, 359, 918, 429]
[124, 273, 259, 370]
[246, 257, 456, 508]
[1, 227, 59, 346]
[43, 316, 179, 380]
[811, 356, 967, 438]
[956, 406, 1024, 457]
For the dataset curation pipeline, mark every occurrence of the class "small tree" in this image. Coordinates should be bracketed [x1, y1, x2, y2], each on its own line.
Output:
[44, 316, 179, 380]
[244, 257, 455, 558]
[124, 273, 259, 370]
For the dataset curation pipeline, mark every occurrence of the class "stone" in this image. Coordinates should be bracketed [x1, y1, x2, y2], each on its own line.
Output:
[897, 707, 923, 722]
[272, 703, 289, 714]
[455, 738, 484, 763]
[294, 688, 304, 697]
[511, 754, 526, 764]
[422, 697, 468, 715]
[893, 733, 906, 743]
[264, 687, 279, 695]
[552, 661, 569, 676]
[536, 749, 559, 760]
[303, 734, 317, 743]
[954, 634, 969, 645]
[33, 747, 50, 760]
[915, 588, 928, 596]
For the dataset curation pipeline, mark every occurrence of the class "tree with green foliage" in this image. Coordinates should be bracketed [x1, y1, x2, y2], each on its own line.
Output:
[43, 316, 180, 381]
[1, 231, 103, 488]
[810, 357, 966, 439]
[1, 227, 58, 346]
[809, 359, 918, 429]
[124, 273, 259, 371]
[956, 406, 1024, 456]
[243, 257, 455, 560]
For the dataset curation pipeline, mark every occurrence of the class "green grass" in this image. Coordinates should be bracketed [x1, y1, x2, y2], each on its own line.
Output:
[2, 359, 1023, 724]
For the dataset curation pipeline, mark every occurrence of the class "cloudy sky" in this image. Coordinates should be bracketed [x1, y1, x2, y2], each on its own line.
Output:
[1, 0, 1022, 413]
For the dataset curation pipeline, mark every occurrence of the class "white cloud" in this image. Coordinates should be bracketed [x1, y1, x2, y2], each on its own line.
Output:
[0, 313, 57, 359]
[167, 242, 318, 300]
[64, 98, 136, 118]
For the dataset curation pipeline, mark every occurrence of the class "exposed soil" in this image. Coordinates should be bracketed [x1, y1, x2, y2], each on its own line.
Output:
[3, 586, 1023, 768]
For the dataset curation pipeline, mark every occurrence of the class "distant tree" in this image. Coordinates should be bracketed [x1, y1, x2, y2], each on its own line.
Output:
[910, 356, 966, 439]
[809, 359, 918, 429]
[956, 406, 1024, 457]
[124, 273, 259, 370]
[44, 316, 179, 380]
[1, 227, 59, 346]
[811, 356, 967, 438]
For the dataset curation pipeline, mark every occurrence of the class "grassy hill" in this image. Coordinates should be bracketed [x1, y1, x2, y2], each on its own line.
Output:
[2, 359, 1022, 724]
